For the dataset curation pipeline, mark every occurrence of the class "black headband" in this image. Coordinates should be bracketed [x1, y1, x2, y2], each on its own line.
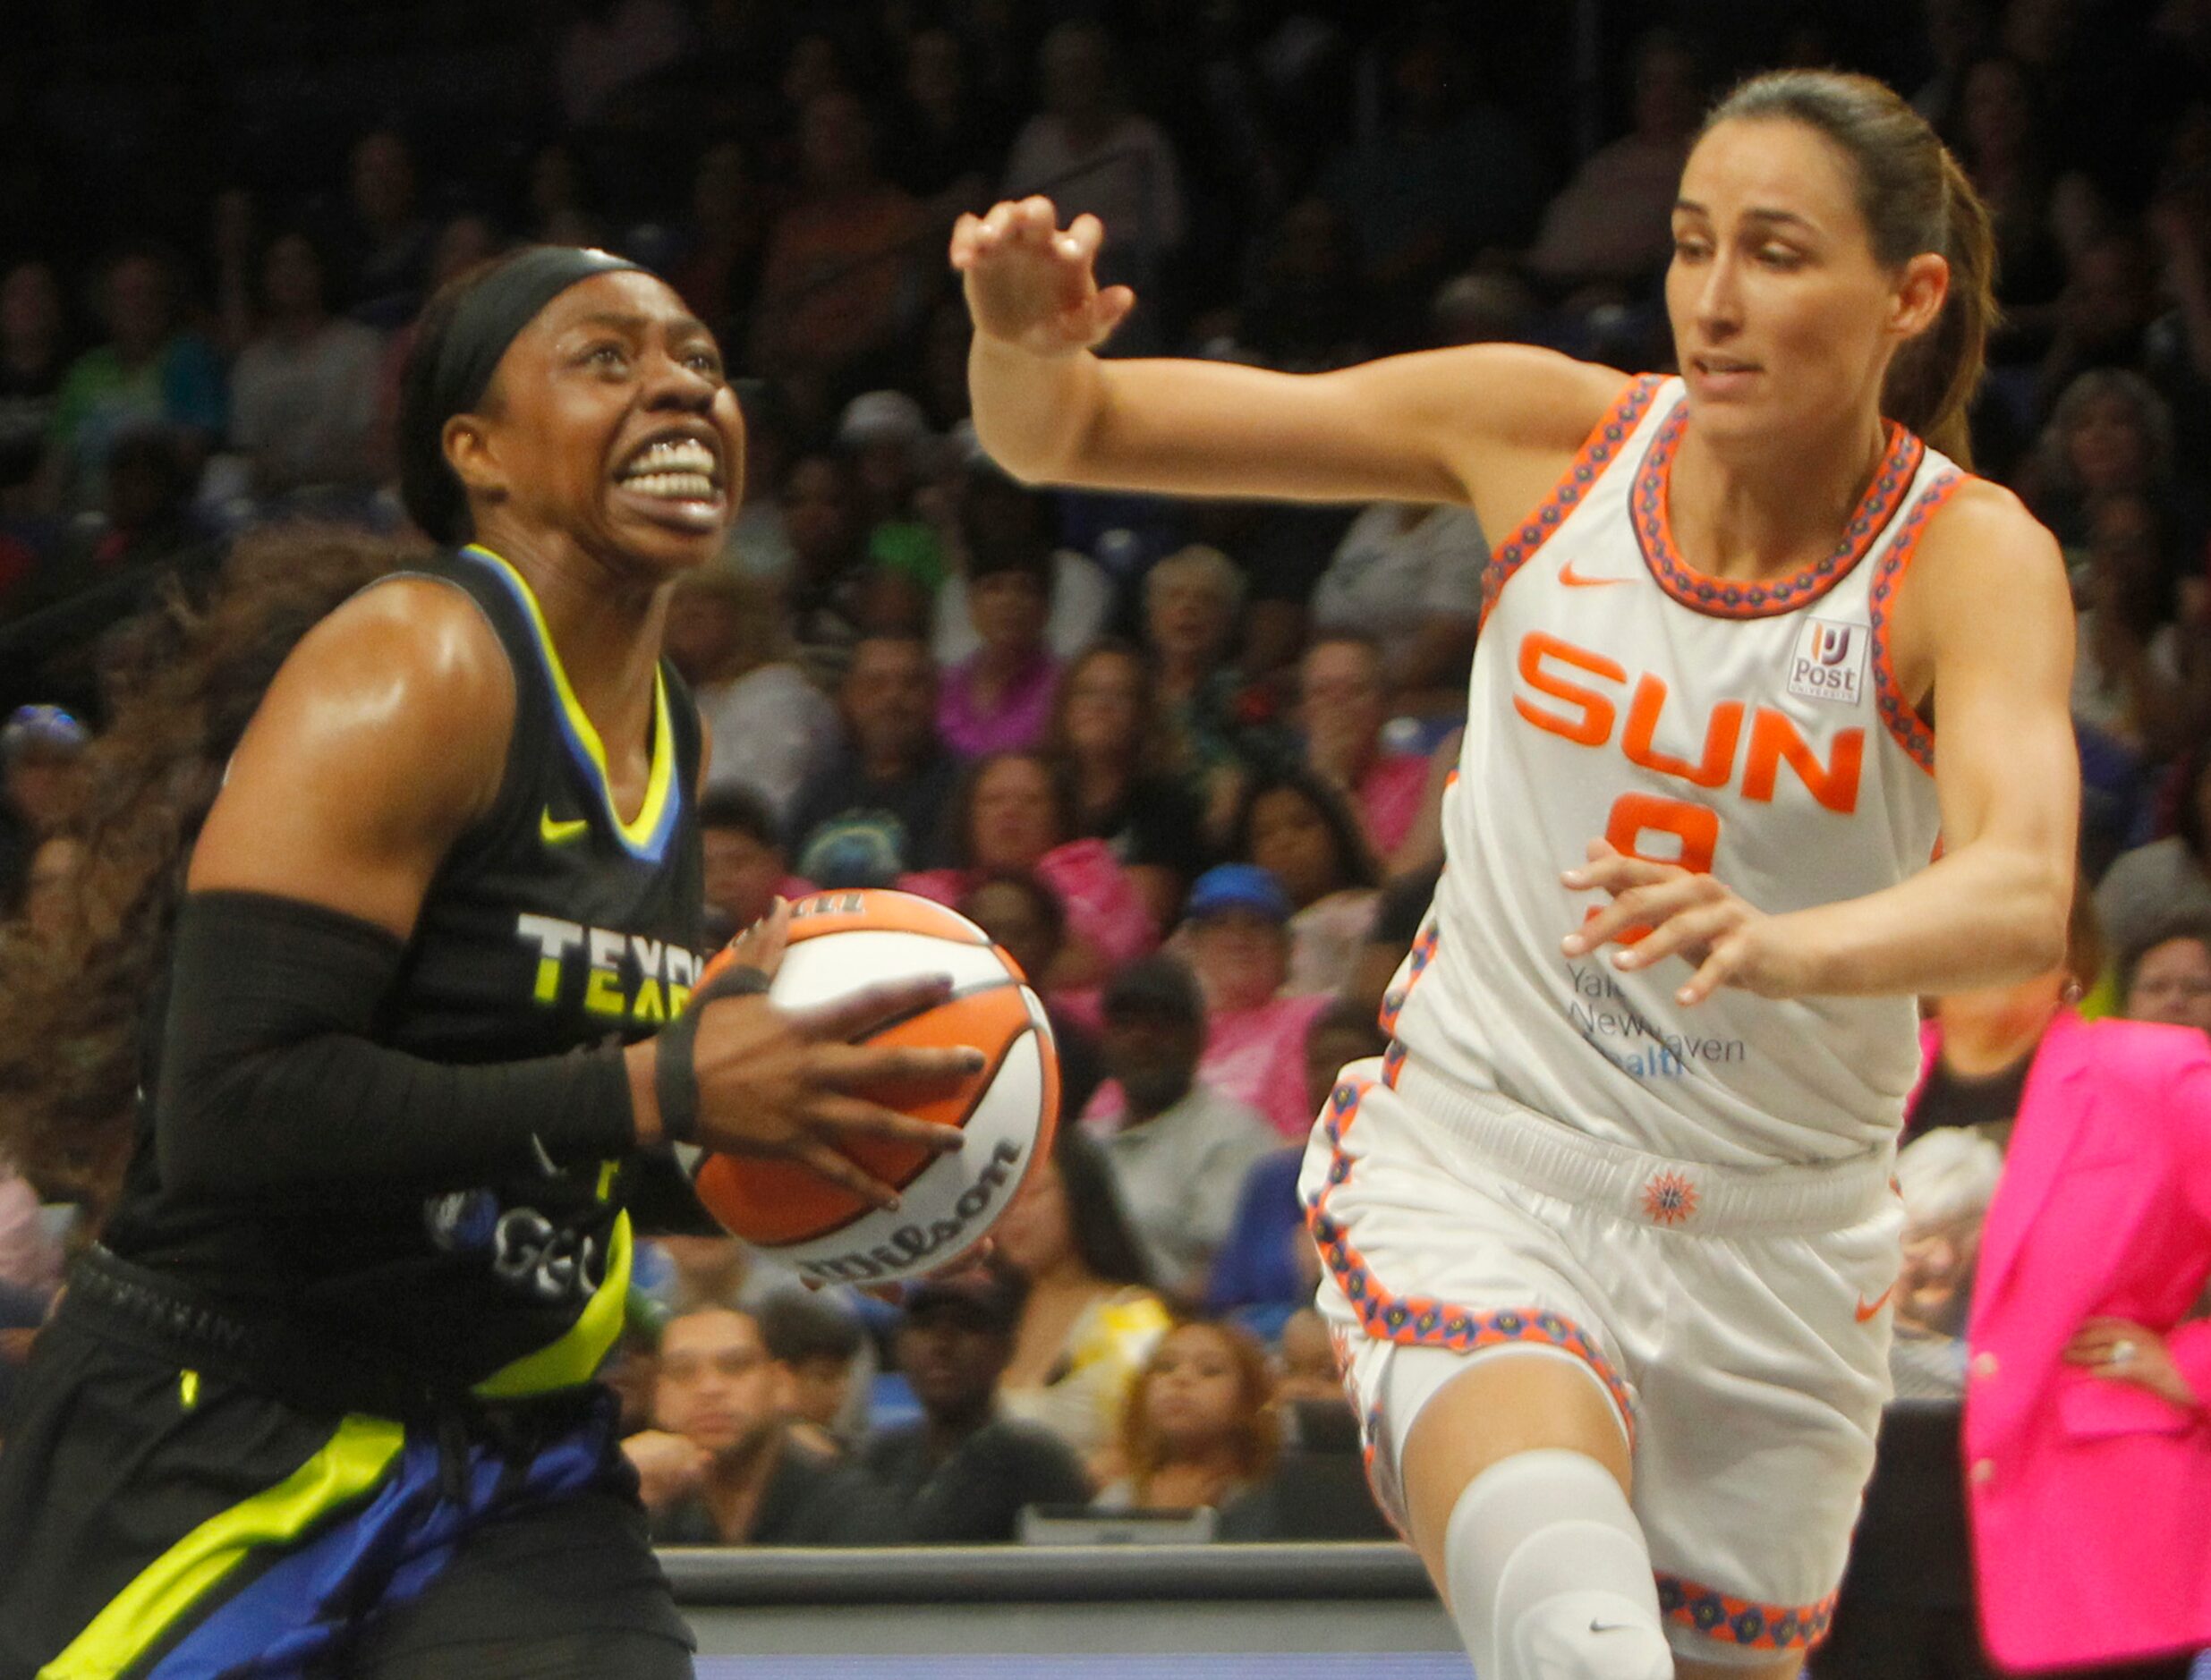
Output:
[401, 244, 647, 543]
[430, 244, 645, 419]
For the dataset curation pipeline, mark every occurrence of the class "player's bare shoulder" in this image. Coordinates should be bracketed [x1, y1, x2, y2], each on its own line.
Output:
[1373, 344, 1628, 534]
[1887, 474, 2071, 704]
[228, 575, 516, 828]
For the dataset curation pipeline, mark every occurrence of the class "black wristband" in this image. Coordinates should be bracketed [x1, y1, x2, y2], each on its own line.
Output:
[652, 962, 771, 1145]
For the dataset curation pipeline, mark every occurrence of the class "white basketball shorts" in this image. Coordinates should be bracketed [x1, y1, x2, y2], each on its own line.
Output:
[1299, 1049, 1903, 1668]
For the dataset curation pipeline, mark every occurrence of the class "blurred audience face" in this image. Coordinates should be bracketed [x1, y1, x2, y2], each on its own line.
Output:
[2063, 387, 2154, 494]
[4, 742, 86, 834]
[1059, 647, 1144, 763]
[1102, 1002, 1202, 1117]
[1145, 570, 1236, 670]
[968, 755, 1060, 870]
[654, 1307, 778, 1455]
[842, 637, 938, 768]
[662, 581, 744, 682]
[1142, 1323, 1248, 1458]
[778, 1352, 855, 1432]
[23, 835, 83, 944]
[962, 876, 1059, 984]
[1, 261, 62, 361]
[2126, 936, 2211, 1035]
[2086, 494, 2167, 626]
[702, 822, 783, 933]
[1299, 641, 1387, 756]
[991, 1150, 1072, 1278]
[262, 233, 327, 322]
[968, 568, 1049, 658]
[1188, 910, 1289, 1010]
[105, 256, 172, 361]
[781, 455, 859, 574]
[1898, 1213, 1982, 1335]
[1246, 785, 1345, 910]
[898, 1304, 1010, 1424]
[1275, 1308, 1341, 1405]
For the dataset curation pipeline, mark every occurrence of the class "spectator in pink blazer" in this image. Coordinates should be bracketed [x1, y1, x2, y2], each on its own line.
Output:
[1956, 1008, 2211, 1676]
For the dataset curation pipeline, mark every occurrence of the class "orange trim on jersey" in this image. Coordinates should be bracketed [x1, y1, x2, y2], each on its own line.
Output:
[1634, 408, 1925, 620]
[1480, 374, 1665, 631]
[1302, 1074, 1640, 1447]
[1866, 468, 1963, 775]
[1656, 1572, 1840, 1652]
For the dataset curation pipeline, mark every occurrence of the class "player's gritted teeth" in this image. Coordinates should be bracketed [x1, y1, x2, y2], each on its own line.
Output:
[613, 426, 727, 528]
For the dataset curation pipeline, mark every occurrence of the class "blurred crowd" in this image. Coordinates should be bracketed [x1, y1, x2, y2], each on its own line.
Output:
[2, 0, 2210, 1665]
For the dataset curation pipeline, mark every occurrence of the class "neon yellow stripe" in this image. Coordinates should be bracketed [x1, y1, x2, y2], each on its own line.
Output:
[472, 1209, 634, 1399]
[462, 545, 674, 847]
[40, 1416, 404, 1679]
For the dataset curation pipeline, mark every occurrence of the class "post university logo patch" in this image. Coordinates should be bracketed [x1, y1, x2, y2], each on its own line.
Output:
[1787, 618, 1867, 708]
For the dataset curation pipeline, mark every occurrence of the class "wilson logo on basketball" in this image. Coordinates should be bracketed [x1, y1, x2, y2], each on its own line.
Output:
[795, 1139, 1026, 1285]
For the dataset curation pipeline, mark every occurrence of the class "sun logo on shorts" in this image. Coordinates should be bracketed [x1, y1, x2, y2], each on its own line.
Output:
[1641, 1170, 1700, 1226]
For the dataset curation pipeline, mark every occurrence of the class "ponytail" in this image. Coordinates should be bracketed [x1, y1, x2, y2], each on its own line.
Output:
[1704, 71, 1999, 470]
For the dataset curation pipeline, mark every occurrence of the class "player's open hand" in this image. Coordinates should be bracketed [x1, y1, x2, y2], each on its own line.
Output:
[1561, 838, 1807, 1005]
[690, 977, 974, 1209]
[950, 197, 1135, 357]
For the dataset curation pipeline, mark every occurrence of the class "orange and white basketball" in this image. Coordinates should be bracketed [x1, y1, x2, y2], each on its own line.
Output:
[690, 889, 1059, 1286]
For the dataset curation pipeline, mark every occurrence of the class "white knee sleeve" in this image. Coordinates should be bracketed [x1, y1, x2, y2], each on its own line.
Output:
[1442, 1449, 1672, 1680]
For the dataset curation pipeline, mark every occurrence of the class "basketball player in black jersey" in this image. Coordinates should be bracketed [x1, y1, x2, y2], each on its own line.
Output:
[0, 247, 976, 1677]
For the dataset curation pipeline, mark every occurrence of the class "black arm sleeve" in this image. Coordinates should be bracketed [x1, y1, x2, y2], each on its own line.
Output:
[156, 890, 635, 1200]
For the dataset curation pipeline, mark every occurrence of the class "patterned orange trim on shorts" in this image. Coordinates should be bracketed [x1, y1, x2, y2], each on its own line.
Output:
[1866, 468, 1963, 774]
[1375, 921, 1440, 1039]
[1304, 1076, 1639, 1447]
[1656, 1572, 1839, 1652]
[1480, 373, 1665, 631]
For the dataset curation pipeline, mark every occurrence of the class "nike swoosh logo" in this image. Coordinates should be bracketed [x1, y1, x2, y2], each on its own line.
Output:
[540, 808, 590, 845]
[1855, 1283, 1897, 1323]
[1559, 559, 1633, 588]
[1589, 1620, 1636, 1634]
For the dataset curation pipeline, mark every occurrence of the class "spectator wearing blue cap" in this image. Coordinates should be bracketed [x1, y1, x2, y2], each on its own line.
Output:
[1081, 954, 1275, 1302]
[1171, 863, 1336, 1141]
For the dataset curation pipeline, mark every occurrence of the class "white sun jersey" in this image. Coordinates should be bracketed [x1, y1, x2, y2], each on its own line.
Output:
[1385, 374, 1961, 1167]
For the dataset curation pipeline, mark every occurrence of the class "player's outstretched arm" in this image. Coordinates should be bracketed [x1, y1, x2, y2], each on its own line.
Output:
[953, 196, 1619, 513]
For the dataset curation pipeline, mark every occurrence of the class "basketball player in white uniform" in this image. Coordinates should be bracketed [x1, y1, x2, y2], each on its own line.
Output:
[954, 70, 2077, 1680]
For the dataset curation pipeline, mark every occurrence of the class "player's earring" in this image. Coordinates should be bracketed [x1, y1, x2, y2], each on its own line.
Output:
[2060, 977, 2084, 1005]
